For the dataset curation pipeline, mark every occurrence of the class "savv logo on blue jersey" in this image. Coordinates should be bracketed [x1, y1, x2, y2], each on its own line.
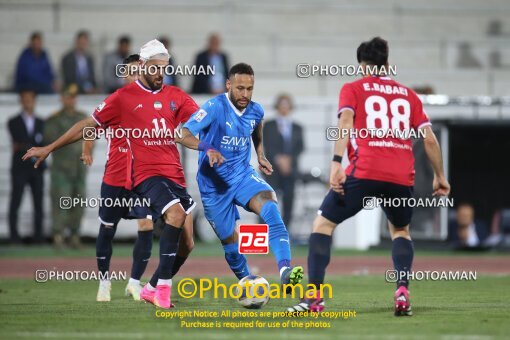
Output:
[221, 135, 250, 149]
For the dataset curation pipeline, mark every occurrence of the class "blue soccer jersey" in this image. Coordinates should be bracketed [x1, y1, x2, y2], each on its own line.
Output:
[184, 93, 264, 192]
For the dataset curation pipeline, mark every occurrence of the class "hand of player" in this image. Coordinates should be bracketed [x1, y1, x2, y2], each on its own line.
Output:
[22, 146, 51, 168]
[275, 155, 291, 176]
[432, 175, 450, 196]
[80, 152, 93, 166]
[258, 156, 273, 176]
[206, 149, 225, 167]
[330, 161, 346, 194]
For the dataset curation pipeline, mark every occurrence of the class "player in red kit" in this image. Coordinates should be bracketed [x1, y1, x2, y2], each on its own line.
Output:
[287, 37, 450, 316]
[23, 39, 224, 309]
[81, 54, 195, 303]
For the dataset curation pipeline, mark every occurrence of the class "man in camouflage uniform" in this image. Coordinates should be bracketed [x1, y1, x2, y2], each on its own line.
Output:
[44, 84, 88, 248]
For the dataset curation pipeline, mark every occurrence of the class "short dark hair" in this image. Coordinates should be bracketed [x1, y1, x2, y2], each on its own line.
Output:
[228, 63, 254, 78]
[119, 35, 131, 45]
[30, 31, 42, 41]
[274, 93, 293, 110]
[19, 88, 37, 97]
[356, 37, 389, 67]
[124, 54, 140, 64]
[76, 30, 89, 41]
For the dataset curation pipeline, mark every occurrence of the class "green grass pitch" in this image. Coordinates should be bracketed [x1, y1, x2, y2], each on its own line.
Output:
[1, 275, 509, 339]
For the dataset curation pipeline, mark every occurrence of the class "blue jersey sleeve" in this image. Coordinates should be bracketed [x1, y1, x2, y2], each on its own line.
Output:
[183, 105, 216, 136]
[253, 102, 265, 127]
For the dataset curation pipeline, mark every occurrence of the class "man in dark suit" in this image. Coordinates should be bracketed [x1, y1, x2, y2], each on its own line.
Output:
[61, 30, 97, 94]
[191, 33, 229, 94]
[263, 94, 304, 231]
[7, 90, 46, 243]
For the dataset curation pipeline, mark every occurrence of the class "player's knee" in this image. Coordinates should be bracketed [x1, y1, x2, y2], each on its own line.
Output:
[259, 199, 280, 220]
[389, 223, 411, 240]
[221, 233, 237, 245]
[163, 205, 186, 227]
[250, 191, 278, 213]
[137, 219, 153, 231]
[312, 216, 336, 235]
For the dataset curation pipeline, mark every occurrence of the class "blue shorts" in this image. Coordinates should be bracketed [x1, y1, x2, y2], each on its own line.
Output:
[319, 176, 414, 228]
[134, 176, 196, 222]
[99, 182, 152, 226]
[201, 169, 273, 240]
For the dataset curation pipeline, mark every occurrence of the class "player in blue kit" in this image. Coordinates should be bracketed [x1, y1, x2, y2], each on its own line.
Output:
[179, 63, 303, 288]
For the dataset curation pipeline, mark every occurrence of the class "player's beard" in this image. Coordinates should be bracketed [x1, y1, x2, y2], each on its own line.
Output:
[145, 75, 163, 91]
[229, 92, 250, 111]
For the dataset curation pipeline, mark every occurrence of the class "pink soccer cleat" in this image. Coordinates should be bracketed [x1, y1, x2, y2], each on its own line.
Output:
[140, 284, 156, 305]
[154, 284, 174, 309]
[394, 286, 413, 316]
[286, 289, 324, 313]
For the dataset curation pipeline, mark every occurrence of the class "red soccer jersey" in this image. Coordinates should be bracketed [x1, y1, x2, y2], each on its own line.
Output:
[102, 127, 129, 187]
[92, 81, 199, 188]
[338, 76, 431, 186]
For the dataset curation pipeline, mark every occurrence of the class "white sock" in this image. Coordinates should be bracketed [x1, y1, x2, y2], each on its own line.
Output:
[280, 266, 290, 278]
[147, 283, 156, 292]
[100, 279, 110, 285]
[129, 278, 140, 285]
[157, 279, 172, 287]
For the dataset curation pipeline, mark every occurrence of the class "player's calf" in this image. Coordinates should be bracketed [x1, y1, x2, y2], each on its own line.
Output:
[222, 240, 250, 279]
[255, 198, 301, 285]
[96, 223, 116, 301]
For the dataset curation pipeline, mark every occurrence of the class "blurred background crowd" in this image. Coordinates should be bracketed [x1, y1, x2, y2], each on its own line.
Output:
[1, 0, 510, 252]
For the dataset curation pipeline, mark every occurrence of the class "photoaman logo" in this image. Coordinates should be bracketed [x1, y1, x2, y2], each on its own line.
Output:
[239, 224, 268, 254]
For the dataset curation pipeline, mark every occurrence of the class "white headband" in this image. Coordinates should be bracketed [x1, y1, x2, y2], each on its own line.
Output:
[139, 39, 170, 61]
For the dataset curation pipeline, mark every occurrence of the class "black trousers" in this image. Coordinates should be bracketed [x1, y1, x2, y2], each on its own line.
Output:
[8, 169, 44, 241]
[263, 174, 296, 230]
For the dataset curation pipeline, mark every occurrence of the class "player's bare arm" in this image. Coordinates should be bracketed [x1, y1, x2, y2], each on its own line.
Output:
[81, 139, 94, 166]
[22, 116, 98, 168]
[177, 127, 226, 167]
[330, 109, 354, 194]
[251, 121, 273, 176]
[421, 125, 450, 196]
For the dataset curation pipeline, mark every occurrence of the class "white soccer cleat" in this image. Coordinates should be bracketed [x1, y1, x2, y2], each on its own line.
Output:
[125, 281, 142, 301]
[96, 280, 111, 302]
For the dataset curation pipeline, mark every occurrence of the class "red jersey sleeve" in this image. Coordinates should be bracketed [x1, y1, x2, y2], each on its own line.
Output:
[91, 91, 121, 127]
[410, 92, 431, 130]
[176, 91, 199, 125]
[338, 83, 357, 117]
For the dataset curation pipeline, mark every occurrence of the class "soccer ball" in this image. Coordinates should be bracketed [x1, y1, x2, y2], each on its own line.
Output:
[235, 275, 270, 309]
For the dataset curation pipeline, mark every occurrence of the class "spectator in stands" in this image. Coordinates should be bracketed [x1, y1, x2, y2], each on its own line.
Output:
[456, 42, 482, 69]
[7, 90, 46, 244]
[449, 203, 488, 249]
[158, 36, 179, 87]
[191, 33, 229, 94]
[103, 35, 131, 93]
[44, 84, 88, 249]
[61, 30, 97, 94]
[262, 94, 304, 231]
[412, 85, 435, 95]
[487, 19, 504, 37]
[14, 32, 55, 94]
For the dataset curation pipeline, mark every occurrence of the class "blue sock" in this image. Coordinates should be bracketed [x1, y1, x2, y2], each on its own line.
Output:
[158, 224, 182, 280]
[259, 201, 291, 271]
[96, 224, 117, 276]
[223, 243, 250, 279]
[131, 230, 153, 280]
[392, 237, 414, 288]
[308, 233, 332, 290]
